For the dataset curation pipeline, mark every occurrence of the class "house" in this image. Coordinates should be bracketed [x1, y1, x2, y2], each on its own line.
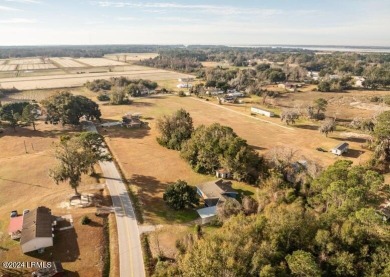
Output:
[178, 77, 194, 82]
[177, 83, 193, 89]
[221, 96, 237, 103]
[307, 71, 319, 81]
[353, 76, 365, 88]
[226, 89, 245, 98]
[122, 113, 145, 128]
[216, 168, 231, 179]
[196, 180, 238, 224]
[251, 107, 275, 117]
[278, 83, 297, 92]
[206, 89, 224, 96]
[20, 206, 54, 254]
[331, 142, 349, 156]
[8, 216, 24, 240]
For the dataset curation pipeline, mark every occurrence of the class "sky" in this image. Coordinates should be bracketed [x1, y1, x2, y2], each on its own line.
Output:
[0, 0, 389, 46]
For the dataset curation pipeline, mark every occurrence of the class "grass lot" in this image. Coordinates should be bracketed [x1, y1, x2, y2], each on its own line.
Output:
[96, 93, 374, 225]
[0, 124, 107, 276]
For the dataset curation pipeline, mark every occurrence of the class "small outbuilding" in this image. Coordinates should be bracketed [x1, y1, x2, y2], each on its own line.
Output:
[331, 142, 349, 156]
[20, 206, 54, 254]
[216, 168, 231, 179]
[251, 107, 275, 117]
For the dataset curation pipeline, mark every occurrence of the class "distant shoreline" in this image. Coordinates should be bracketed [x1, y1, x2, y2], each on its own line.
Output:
[230, 45, 390, 53]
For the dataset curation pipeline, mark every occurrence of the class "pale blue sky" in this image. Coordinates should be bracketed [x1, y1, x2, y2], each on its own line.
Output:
[0, 0, 389, 46]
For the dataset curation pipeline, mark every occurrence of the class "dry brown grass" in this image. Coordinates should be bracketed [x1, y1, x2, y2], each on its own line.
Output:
[108, 214, 119, 277]
[0, 123, 106, 276]
[97, 94, 373, 224]
[0, 66, 194, 90]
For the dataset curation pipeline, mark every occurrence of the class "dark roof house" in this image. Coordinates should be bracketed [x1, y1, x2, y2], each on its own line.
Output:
[20, 206, 54, 254]
[196, 180, 238, 224]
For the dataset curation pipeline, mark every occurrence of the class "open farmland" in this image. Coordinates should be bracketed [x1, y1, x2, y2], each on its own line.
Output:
[8, 58, 45, 65]
[0, 65, 17, 71]
[76, 58, 127, 67]
[50, 57, 87, 68]
[96, 94, 372, 224]
[0, 66, 194, 90]
[104, 53, 159, 62]
[18, 64, 57, 70]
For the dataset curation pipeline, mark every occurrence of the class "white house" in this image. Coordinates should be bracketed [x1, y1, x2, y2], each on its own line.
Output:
[177, 83, 193, 89]
[20, 206, 54, 254]
[251, 107, 275, 117]
[331, 142, 349, 156]
[353, 76, 365, 88]
[178, 77, 194, 82]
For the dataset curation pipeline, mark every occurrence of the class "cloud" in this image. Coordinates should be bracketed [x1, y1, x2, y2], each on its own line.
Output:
[0, 18, 37, 23]
[0, 5, 20, 11]
[93, 1, 303, 16]
[116, 16, 137, 21]
[3, 0, 41, 3]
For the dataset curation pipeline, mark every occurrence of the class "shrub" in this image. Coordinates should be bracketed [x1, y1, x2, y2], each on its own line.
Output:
[97, 93, 110, 101]
[81, 215, 91, 225]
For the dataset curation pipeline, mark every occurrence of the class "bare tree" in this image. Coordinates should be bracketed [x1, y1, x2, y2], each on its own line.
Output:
[319, 118, 336, 137]
[281, 109, 300, 125]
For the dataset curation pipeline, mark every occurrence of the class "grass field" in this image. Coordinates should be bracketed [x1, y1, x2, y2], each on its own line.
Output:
[94, 93, 373, 226]
[0, 124, 108, 276]
[0, 65, 194, 90]
[104, 53, 158, 62]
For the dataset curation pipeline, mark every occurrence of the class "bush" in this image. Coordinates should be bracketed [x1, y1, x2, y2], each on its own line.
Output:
[370, 96, 382, 103]
[85, 79, 112, 92]
[383, 95, 390, 106]
[178, 91, 186, 97]
[110, 88, 131, 105]
[97, 93, 110, 101]
[81, 215, 91, 225]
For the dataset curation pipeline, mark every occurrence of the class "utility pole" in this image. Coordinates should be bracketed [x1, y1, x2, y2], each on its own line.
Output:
[24, 140, 28, 153]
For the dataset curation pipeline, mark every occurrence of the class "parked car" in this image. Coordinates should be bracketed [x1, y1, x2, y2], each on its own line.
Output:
[10, 210, 18, 218]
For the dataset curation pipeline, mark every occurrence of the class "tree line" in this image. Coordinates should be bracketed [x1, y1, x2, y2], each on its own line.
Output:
[154, 160, 390, 277]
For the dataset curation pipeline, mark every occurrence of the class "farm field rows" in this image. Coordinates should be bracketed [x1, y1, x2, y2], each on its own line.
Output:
[0, 66, 194, 90]
[104, 53, 159, 62]
[76, 58, 127, 67]
[0, 65, 17, 71]
[8, 58, 44, 65]
[50, 57, 87, 68]
[18, 64, 57, 70]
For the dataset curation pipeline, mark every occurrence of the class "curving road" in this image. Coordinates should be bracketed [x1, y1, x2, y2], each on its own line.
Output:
[85, 122, 145, 277]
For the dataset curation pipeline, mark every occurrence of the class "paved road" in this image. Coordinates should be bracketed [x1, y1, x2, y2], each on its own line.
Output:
[85, 123, 145, 277]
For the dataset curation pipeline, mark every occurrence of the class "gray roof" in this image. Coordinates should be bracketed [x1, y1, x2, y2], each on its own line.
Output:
[197, 206, 217, 219]
[334, 142, 349, 151]
[197, 179, 237, 199]
[20, 206, 53, 245]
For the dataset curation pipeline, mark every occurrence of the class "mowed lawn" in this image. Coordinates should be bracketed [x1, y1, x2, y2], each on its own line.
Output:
[0, 124, 106, 276]
[98, 95, 370, 224]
